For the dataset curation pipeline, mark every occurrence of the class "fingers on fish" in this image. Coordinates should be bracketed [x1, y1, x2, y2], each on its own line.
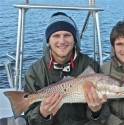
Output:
[82, 80, 96, 93]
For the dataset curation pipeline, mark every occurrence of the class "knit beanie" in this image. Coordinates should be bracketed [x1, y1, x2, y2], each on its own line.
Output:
[45, 12, 77, 43]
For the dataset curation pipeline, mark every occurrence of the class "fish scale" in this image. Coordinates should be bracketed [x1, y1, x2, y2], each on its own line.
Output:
[20, 74, 123, 103]
[3, 67, 124, 118]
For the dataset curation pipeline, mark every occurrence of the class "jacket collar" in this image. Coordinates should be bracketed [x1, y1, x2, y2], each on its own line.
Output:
[111, 47, 124, 69]
[44, 46, 78, 72]
[52, 49, 77, 72]
[48, 49, 77, 72]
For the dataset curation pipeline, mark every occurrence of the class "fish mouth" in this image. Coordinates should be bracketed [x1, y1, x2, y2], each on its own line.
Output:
[105, 91, 124, 99]
[95, 88, 124, 99]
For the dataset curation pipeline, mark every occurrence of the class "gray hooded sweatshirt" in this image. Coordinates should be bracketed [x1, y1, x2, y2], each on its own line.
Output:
[101, 48, 124, 125]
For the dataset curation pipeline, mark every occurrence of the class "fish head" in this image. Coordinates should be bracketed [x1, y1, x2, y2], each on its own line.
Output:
[93, 74, 124, 95]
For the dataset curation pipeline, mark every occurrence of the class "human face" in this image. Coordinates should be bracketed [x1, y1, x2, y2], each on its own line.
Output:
[114, 37, 124, 64]
[49, 31, 75, 64]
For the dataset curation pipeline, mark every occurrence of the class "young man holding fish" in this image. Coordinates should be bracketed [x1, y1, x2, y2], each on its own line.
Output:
[23, 12, 109, 125]
[101, 21, 124, 125]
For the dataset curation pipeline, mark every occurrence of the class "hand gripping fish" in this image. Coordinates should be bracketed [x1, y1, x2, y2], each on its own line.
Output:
[4, 66, 124, 118]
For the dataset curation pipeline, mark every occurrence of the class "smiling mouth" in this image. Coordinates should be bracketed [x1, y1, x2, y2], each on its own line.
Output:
[58, 46, 68, 49]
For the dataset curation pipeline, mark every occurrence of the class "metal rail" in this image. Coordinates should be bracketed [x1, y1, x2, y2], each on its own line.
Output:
[12, 4, 103, 90]
[14, 4, 103, 11]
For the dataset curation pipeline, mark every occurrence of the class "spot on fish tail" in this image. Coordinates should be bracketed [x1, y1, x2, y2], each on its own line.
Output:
[24, 94, 29, 98]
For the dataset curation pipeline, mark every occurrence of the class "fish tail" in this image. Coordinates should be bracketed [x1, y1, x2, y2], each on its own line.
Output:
[4, 91, 30, 118]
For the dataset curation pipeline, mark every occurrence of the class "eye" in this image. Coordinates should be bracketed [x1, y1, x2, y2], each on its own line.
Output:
[65, 34, 71, 37]
[52, 34, 60, 38]
[115, 42, 123, 46]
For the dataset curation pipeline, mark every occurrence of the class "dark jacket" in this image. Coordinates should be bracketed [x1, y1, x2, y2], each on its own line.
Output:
[24, 47, 109, 125]
[101, 48, 124, 124]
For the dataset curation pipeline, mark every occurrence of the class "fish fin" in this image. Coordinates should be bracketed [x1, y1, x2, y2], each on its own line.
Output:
[38, 76, 76, 93]
[78, 66, 96, 77]
[4, 91, 30, 118]
[46, 76, 75, 87]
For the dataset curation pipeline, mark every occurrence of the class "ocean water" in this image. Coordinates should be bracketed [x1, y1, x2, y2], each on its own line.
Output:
[0, 0, 124, 88]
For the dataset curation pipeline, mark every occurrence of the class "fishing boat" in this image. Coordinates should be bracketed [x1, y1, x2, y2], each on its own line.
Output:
[0, 0, 107, 124]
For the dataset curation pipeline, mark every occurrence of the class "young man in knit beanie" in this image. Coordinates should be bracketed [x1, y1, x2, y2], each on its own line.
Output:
[24, 12, 109, 125]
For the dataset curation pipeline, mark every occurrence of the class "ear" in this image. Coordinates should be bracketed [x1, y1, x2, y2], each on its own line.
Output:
[47, 43, 50, 46]
[74, 42, 76, 47]
[47, 40, 50, 46]
[110, 47, 116, 58]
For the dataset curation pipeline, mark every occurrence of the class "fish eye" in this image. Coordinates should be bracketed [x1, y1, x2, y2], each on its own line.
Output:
[24, 94, 29, 98]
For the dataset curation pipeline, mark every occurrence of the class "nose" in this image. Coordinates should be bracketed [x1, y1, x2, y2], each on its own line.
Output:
[121, 44, 124, 53]
[59, 36, 66, 44]
[122, 49, 124, 54]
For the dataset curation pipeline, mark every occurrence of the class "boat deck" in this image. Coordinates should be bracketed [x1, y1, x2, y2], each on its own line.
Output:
[0, 116, 27, 125]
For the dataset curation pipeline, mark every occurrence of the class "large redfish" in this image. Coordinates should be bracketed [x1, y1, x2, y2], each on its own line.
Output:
[4, 67, 124, 118]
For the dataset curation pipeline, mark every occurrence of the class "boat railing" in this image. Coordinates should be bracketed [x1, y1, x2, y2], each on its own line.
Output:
[4, 51, 16, 88]
[102, 53, 110, 62]
[5, 62, 15, 88]
[5, 1, 104, 90]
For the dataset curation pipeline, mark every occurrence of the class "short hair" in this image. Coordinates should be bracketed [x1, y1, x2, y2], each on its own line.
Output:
[110, 21, 124, 46]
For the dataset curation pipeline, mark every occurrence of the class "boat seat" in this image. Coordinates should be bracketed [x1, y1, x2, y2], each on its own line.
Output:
[0, 116, 28, 125]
